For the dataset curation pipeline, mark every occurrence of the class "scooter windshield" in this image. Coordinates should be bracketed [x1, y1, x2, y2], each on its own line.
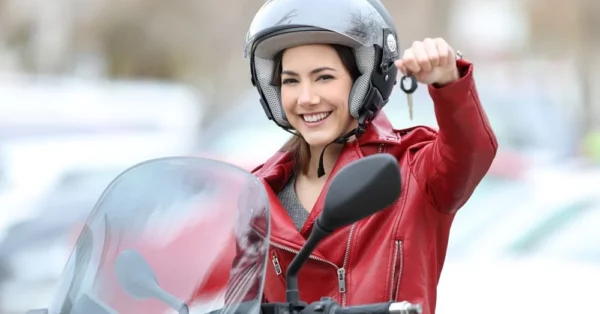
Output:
[46, 157, 270, 314]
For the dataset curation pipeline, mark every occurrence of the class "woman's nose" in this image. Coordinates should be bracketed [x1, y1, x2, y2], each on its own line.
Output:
[297, 84, 320, 106]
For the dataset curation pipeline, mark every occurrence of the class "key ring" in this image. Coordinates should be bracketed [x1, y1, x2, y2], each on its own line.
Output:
[400, 74, 417, 94]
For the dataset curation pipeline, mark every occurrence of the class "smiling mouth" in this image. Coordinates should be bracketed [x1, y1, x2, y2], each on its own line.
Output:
[301, 111, 332, 123]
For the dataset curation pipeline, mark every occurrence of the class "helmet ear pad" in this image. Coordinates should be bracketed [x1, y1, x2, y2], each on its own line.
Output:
[350, 44, 399, 120]
[250, 30, 383, 130]
[370, 45, 399, 103]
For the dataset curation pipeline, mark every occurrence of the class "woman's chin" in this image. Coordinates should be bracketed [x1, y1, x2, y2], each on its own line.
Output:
[303, 132, 339, 148]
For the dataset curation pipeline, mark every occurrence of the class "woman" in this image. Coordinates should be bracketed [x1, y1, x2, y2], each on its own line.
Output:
[238, 0, 498, 313]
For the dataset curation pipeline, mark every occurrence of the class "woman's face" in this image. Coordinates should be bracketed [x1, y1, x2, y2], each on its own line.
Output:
[280, 44, 355, 148]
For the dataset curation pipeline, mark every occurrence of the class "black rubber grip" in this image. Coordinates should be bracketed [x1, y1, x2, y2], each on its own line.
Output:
[334, 302, 391, 314]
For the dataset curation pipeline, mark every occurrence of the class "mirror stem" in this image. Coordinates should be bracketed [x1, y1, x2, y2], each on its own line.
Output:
[285, 222, 330, 305]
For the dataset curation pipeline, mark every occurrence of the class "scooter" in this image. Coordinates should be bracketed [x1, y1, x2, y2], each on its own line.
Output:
[25, 154, 422, 314]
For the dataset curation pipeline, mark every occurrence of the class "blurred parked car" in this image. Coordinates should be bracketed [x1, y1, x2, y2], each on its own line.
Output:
[520, 195, 600, 263]
[0, 75, 205, 144]
[437, 166, 600, 314]
[437, 256, 600, 314]
[438, 200, 600, 314]
[447, 163, 600, 259]
[0, 167, 121, 313]
[0, 75, 206, 244]
[0, 132, 193, 313]
[0, 131, 190, 234]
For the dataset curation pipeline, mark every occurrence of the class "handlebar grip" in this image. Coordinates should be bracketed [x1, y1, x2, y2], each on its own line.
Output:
[334, 302, 389, 314]
[334, 301, 422, 314]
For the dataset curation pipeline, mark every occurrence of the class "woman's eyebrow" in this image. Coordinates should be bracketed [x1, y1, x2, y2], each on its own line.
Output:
[281, 67, 336, 76]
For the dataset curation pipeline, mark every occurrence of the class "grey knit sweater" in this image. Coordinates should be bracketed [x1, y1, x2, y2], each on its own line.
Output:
[277, 173, 309, 231]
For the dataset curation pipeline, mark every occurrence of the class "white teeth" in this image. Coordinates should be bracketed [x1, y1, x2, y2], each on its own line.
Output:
[303, 112, 331, 123]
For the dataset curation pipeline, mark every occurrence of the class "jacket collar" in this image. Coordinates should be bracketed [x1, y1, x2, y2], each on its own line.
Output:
[357, 111, 401, 145]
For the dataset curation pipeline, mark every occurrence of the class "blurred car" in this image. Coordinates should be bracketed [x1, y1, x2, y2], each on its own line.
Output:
[446, 163, 600, 259]
[0, 167, 121, 313]
[437, 167, 600, 314]
[518, 194, 600, 263]
[0, 75, 205, 143]
[437, 200, 600, 314]
[0, 131, 191, 235]
[436, 257, 600, 314]
[0, 76, 206, 243]
[0, 133, 192, 313]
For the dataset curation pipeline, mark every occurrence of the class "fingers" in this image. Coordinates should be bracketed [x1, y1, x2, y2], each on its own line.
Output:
[423, 38, 438, 69]
[395, 38, 454, 75]
[435, 37, 453, 67]
[412, 40, 431, 72]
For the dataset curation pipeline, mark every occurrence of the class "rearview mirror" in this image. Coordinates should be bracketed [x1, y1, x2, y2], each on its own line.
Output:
[317, 153, 401, 233]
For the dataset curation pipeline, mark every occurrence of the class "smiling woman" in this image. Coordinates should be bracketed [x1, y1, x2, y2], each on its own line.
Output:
[273, 44, 361, 175]
[239, 0, 497, 312]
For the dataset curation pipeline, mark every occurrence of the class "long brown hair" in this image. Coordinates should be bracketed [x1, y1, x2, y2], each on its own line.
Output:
[272, 44, 361, 174]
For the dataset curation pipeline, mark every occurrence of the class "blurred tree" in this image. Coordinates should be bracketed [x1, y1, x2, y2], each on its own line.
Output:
[0, 0, 38, 72]
[382, 0, 439, 46]
[84, 0, 267, 114]
[576, 0, 600, 134]
[583, 131, 600, 163]
[527, 0, 600, 137]
[527, 0, 581, 56]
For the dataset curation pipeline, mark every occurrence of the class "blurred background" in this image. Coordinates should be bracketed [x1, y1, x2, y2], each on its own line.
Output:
[0, 0, 599, 313]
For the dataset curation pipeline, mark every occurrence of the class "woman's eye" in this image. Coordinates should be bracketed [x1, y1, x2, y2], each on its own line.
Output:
[282, 78, 297, 85]
[317, 75, 334, 81]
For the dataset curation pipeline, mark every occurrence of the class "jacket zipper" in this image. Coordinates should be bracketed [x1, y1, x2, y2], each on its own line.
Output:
[389, 240, 403, 301]
[270, 224, 356, 306]
[377, 144, 384, 153]
[272, 254, 282, 275]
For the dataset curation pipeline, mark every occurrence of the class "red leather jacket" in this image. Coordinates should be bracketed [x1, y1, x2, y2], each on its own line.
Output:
[250, 59, 498, 314]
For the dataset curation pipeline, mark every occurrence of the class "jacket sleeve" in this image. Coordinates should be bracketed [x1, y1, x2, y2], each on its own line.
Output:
[409, 59, 498, 214]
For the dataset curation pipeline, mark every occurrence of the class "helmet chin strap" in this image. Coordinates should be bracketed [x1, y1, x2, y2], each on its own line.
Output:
[282, 110, 373, 178]
[316, 110, 373, 178]
[316, 127, 360, 178]
[282, 126, 358, 178]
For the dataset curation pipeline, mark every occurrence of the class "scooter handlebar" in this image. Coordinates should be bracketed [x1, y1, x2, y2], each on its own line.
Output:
[298, 300, 422, 314]
[332, 301, 422, 314]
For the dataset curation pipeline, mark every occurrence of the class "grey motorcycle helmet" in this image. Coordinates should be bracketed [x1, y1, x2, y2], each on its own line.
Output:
[244, 0, 401, 132]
